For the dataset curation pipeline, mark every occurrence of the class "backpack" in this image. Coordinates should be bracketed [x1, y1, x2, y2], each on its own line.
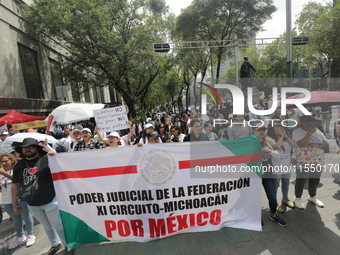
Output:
[56, 139, 68, 153]
[241, 62, 249, 73]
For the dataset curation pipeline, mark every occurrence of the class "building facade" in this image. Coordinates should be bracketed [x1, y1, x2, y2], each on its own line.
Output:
[0, 0, 118, 117]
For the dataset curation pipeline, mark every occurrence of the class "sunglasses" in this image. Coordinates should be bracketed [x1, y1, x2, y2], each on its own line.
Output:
[73, 132, 81, 135]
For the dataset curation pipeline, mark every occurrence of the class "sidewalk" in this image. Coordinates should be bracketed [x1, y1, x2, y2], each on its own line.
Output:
[1, 151, 339, 255]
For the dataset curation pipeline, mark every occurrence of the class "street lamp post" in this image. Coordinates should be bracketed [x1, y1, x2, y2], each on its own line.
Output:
[286, 0, 293, 84]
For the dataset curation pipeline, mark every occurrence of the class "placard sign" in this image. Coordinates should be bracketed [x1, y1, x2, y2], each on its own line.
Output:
[93, 106, 130, 133]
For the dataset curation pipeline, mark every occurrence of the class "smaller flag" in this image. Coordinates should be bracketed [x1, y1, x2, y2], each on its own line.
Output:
[47, 114, 57, 132]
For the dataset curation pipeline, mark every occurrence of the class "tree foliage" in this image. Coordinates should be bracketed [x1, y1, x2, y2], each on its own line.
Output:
[175, 0, 276, 82]
[296, 0, 340, 78]
[224, 1, 340, 83]
[23, 0, 171, 116]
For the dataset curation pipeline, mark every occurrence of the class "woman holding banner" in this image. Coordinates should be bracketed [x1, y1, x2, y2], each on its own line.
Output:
[95, 122, 133, 148]
[0, 153, 36, 250]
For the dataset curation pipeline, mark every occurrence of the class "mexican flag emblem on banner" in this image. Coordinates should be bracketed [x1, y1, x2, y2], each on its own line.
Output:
[49, 135, 262, 250]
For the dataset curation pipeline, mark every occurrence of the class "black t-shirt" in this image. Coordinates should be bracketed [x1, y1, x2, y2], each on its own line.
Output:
[13, 155, 55, 206]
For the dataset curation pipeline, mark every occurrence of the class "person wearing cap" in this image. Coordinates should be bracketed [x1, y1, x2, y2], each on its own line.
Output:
[138, 124, 162, 144]
[253, 125, 288, 227]
[0, 131, 10, 141]
[11, 138, 66, 255]
[0, 152, 35, 250]
[74, 128, 103, 151]
[0, 132, 10, 154]
[183, 119, 209, 142]
[292, 115, 329, 209]
[67, 128, 83, 152]
[137, 131, 161, 146]
[95, 122, 133, 148]
[96, 130, 126, 148]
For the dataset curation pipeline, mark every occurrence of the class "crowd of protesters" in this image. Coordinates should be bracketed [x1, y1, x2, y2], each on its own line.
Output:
[0, 103, 340, 254]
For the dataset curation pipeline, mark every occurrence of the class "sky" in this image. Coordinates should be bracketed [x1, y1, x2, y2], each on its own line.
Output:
[165, 0, 328, 39]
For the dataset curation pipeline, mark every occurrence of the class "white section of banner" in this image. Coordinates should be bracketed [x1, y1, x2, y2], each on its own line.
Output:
[49, 141, 262, 243]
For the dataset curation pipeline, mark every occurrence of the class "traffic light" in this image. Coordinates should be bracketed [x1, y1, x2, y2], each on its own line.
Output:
[292, 37, 309, 46]
[153, 43, 170, 53]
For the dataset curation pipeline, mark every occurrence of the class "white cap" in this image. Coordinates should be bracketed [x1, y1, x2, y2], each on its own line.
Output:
[81, 128, 92, 133]
[144, 123, 154, 129]
[107, 132, 120, 138]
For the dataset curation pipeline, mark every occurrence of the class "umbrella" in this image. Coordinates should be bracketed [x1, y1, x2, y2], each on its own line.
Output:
[46, 103, 105, 124]
[287, 91, 340, 107]
[1, 133, 58, 152]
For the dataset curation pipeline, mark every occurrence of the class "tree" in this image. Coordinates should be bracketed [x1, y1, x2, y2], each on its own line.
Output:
[311, 3, 340, 78]
[23, 0, 171, 117]
[176, 0, 276, 83]
[296, 1, 340, 79]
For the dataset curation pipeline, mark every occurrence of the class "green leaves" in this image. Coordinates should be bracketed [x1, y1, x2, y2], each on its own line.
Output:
[175, 0, 276, 81]
[24, 0, 172, 116]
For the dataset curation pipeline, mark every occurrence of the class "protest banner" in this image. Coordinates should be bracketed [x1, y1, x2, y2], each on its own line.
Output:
[49, 135, 262, 250]
[93, 106, 130, 133]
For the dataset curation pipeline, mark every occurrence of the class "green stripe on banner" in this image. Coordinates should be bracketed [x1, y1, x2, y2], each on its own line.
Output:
[60, 210, 110, 250]
[72, 227, 252, 255]
[219, 135, 262, 178]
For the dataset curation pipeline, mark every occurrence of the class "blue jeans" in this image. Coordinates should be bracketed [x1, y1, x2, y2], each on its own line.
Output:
[0, 206, 3, 223]
[262, 178, 278, 214]
[4, 201, 34, 237]
[274, 173, 291, 200]
[28, 196, 65, 247]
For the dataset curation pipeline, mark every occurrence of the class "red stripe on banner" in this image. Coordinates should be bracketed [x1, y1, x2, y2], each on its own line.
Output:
[178, 153, 262, 169]
[52, 165, 138, 181]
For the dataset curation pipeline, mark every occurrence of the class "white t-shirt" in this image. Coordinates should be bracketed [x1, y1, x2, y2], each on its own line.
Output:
[268, 137, 292, 174]
[0, 169, 13, 204]
[170, 133, 186, 142]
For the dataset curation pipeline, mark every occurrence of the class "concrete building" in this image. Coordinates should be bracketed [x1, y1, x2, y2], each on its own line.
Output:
[0, 0, 117, 117]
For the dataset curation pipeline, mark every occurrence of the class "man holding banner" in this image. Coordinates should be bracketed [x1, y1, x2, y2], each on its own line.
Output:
[74, 128, 103, 151]
[11, 138, 68, 255]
